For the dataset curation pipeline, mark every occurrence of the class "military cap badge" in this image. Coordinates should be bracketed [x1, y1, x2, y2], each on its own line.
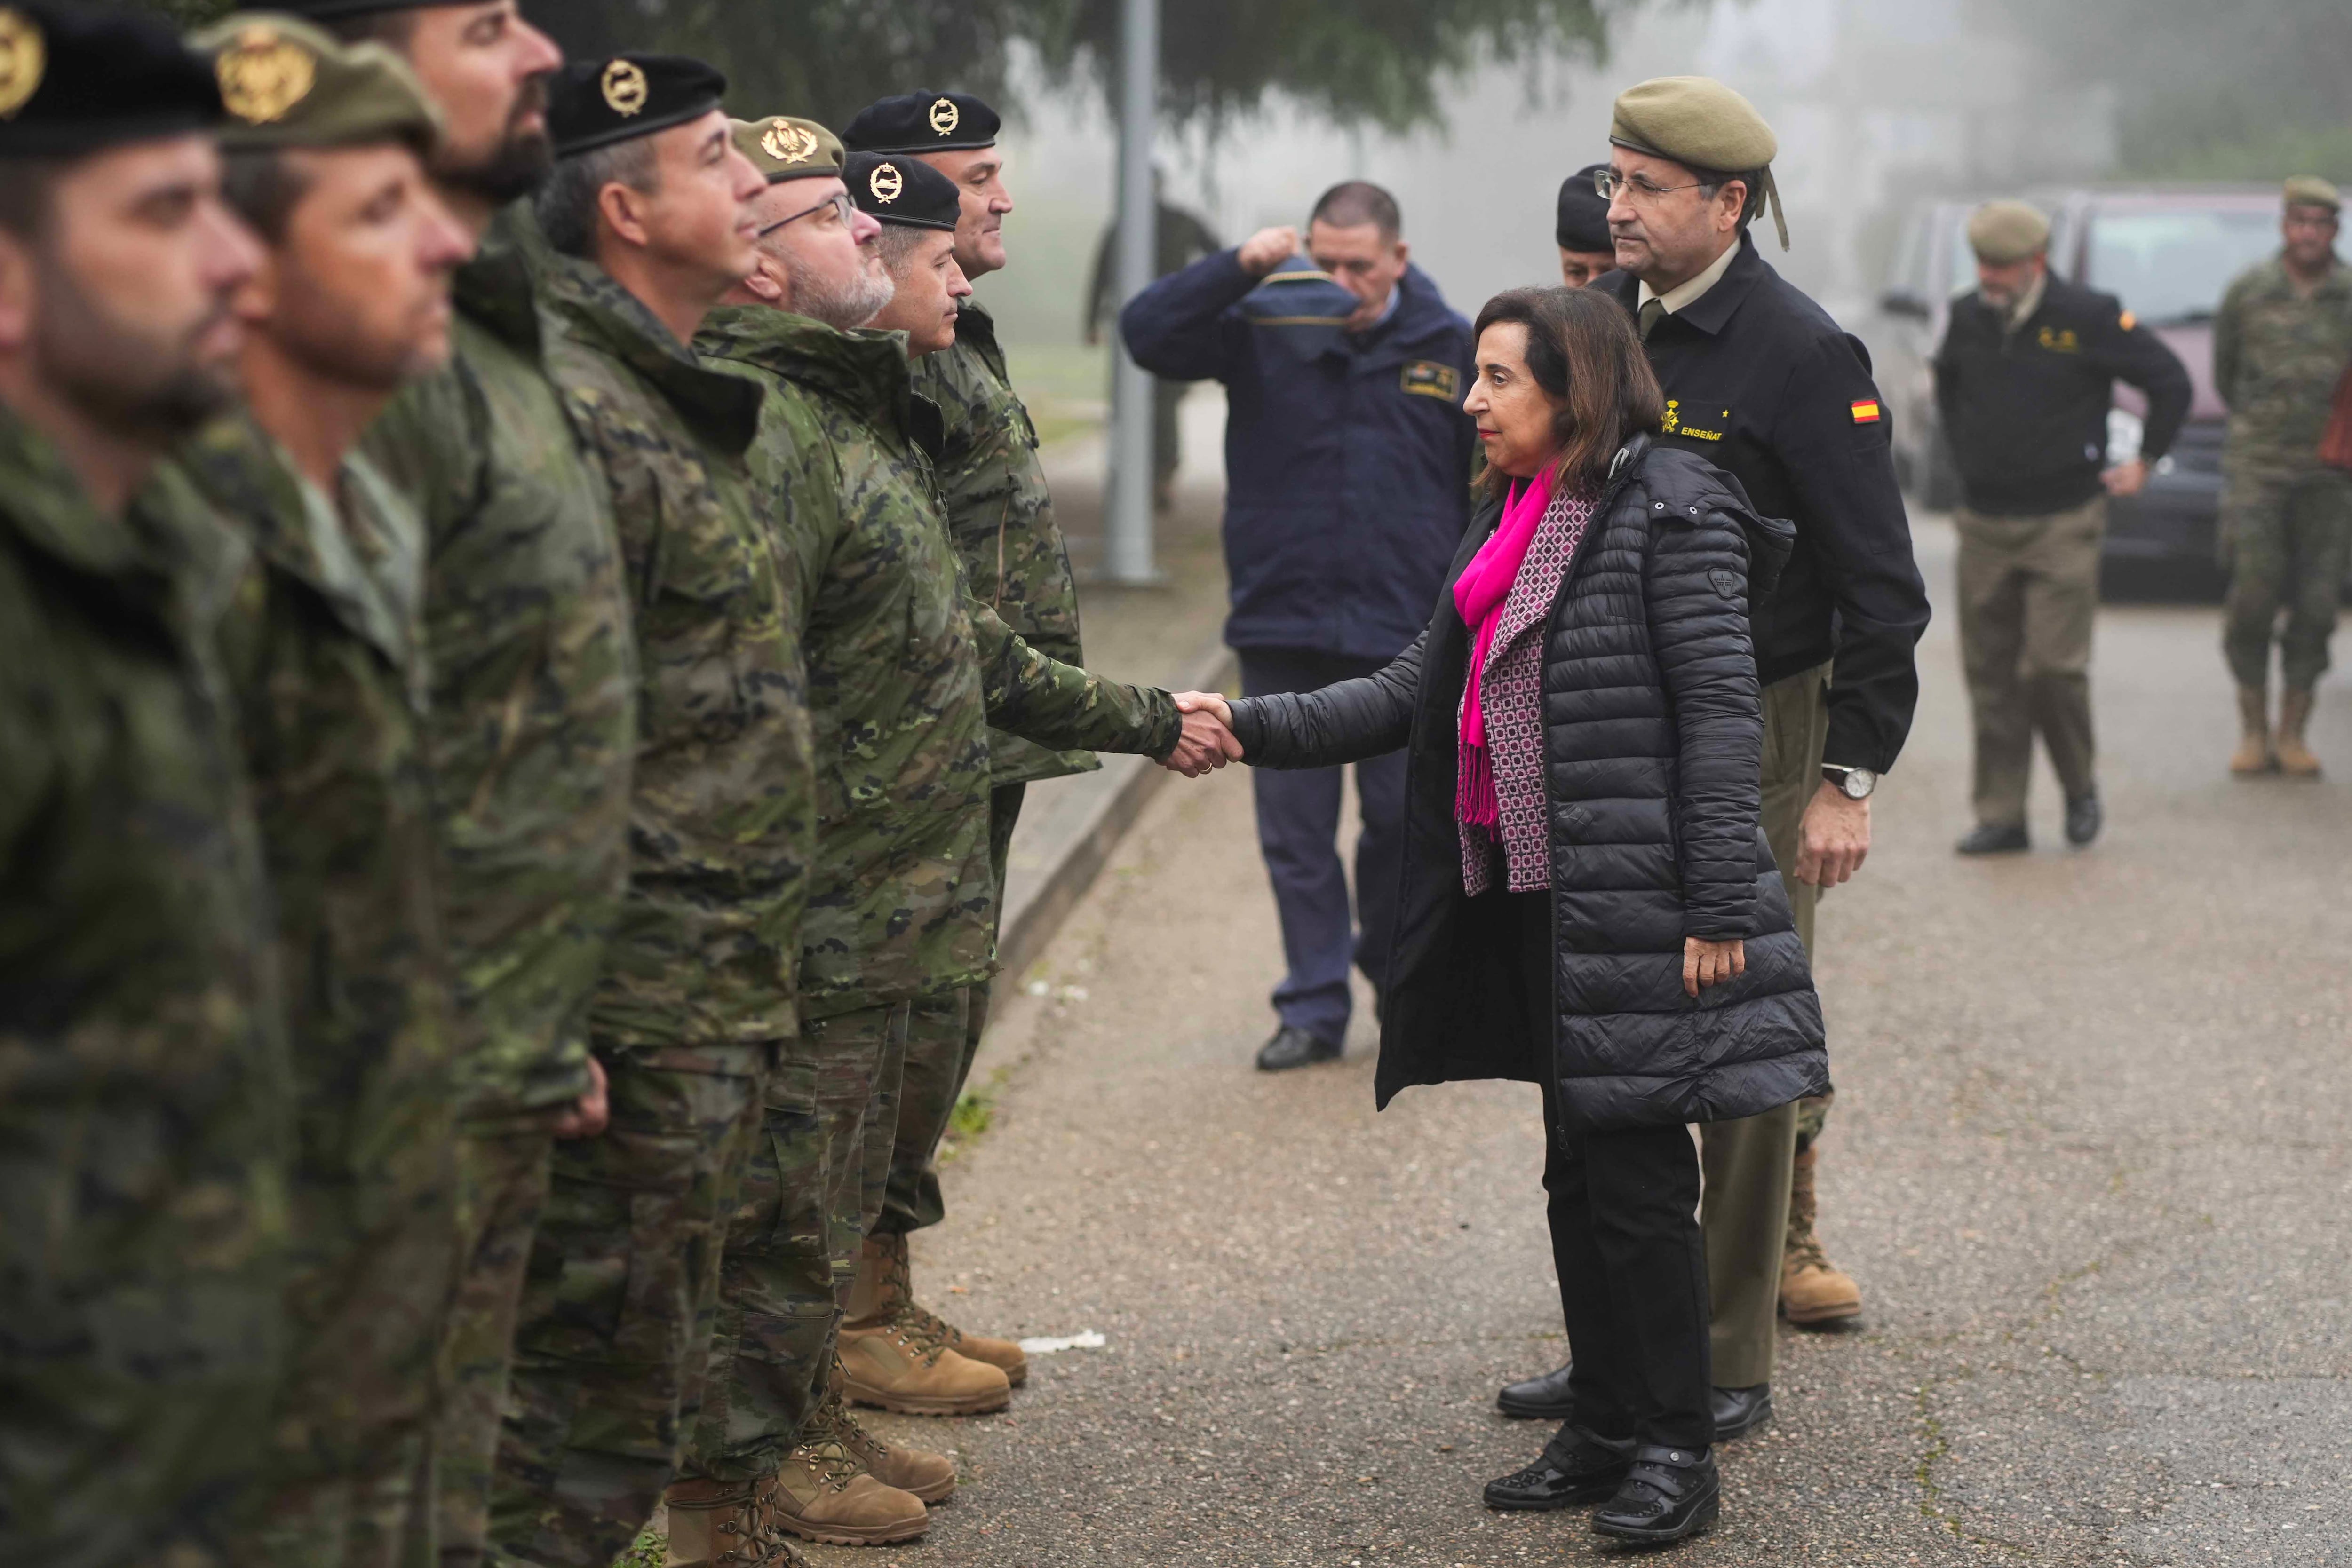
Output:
[761, 117, 816, 163]
[929, 96, 959, 136]
[601, 57, 648, 117]
[868, 159, 904, 204]
[216, 24, 317, 126]
[0, 7, 46, 121]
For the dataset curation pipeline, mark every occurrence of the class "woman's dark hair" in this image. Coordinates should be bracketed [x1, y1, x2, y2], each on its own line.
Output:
[1469, 285, 1665, 502]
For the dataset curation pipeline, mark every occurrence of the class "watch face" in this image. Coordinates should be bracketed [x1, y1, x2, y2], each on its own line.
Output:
[1842, 768, 1877, 800]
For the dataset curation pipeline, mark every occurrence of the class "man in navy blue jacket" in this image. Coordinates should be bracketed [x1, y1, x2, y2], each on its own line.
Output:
[1124, 182, 1476, 1071]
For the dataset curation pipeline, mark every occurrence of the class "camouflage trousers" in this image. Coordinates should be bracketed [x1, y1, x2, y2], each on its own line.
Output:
[233, 1102, 460, 1568]
[484, 1040, 771, 1568]
[879, 781, 1023, 1237]
[684, 1004, 912, 1483]
[2221, 466, 2352, 692]
[436, 1121, 557, 1568]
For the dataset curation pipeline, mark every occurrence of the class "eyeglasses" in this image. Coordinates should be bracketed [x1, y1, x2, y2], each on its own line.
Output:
[1592, 169, 1710, 206]
[756, 190, 854, 240]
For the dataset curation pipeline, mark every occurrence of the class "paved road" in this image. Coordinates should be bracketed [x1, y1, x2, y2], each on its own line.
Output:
[814, 519, 2352, 1567]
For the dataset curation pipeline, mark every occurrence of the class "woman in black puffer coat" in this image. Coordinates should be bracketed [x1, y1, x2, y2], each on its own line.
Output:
[1193, 288, 1826, 1545]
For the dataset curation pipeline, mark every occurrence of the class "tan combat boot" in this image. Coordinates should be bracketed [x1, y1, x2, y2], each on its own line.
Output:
[837, 1235, 1016, 1415]
[660, 1478, 804, 1568]
[808, 1368, 957, 1503]
[857, 1231, 1030, 1387]
[1779, 1147, 1863, 1327]
[2277, 689, 2322, 777]
[762, 1434, 929, 1547]
[2232, 685, 2277, 775]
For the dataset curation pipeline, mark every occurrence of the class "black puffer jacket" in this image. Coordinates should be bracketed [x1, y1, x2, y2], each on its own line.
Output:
[1226, 436, 1828, 1136]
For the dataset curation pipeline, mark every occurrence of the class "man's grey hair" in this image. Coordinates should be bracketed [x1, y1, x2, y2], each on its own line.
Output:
[536, 138, 659, 259]
[874, 224, 933, 272]
[1696, 168, 1767, 231]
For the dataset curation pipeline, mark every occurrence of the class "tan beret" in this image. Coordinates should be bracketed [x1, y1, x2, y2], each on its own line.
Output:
[732, 115, 844, 184]
[1608, 76, 1786, 250]
[2283, 175, 2342, 214]
[1966, 200, 2050, 265]
[194, 13, 439, 154]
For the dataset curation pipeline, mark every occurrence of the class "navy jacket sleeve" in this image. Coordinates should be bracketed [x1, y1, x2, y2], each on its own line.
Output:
[1120, 248, 1260, 384]
[2093, 307, 2193, 464]
[1771, 333, 1931, 772]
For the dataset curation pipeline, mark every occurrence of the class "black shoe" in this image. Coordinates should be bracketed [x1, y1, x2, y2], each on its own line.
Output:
[2065, 792, 2102, 847]
[1955, 821, 2030, 856]
[1710, 1383, 1772, 1441]
[1496, 1359, 1576, 1420]
[1483, 1424, 1634, 1511]
[1590, 1445, 1720, 1544]
[1254, 1024, 1341, 1072]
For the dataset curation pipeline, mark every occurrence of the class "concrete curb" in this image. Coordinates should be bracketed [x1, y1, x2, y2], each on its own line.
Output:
[996, 640, 1238, 984]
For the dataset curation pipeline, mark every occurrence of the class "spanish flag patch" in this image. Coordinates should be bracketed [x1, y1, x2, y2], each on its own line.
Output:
[1851, 400, 1883, 424]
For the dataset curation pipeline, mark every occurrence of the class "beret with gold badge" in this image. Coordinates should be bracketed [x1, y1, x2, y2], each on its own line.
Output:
[1608, 74, 1788, 249]
[193, 13, 440, 154]
[841, 89, 998, 155]
[0, 0, 222, 159]
[732, 115, 842, 184]
[548, 53, 725, 160]
[845, 149, 959, 230]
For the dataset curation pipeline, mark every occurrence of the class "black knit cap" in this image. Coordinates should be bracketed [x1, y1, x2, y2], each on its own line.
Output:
[1556, 163, 1613, 253]
[548, 54, 725, 159]
[0, 2, 223, 158]
[841, 89, 998, 155]
[845, 150, 960, 231]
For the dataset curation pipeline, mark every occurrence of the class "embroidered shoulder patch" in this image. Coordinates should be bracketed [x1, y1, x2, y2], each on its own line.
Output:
[1400, 360, 1460, 400]
[1850, 400, 1883, 424]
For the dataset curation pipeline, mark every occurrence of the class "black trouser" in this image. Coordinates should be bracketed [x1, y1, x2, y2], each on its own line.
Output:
[1512, 892, 1714, 1451]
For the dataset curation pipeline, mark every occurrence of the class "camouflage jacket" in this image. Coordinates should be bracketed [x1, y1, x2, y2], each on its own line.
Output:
[912, 300, 1097, 787]
[2213, 254, 2352, 474]
[173, 415, 458, 1460]
[0, 407, 290, 1567]
[535, 256, 812, 1052]
[699, 307, 1180, 1017]
[364, 216, 637, 1121]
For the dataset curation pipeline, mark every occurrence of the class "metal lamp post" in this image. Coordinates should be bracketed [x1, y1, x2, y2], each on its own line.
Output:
[1102, 0, 1162, 585]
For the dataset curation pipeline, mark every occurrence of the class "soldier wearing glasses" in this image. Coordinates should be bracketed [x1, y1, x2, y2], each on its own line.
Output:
[1496, 78, 1929, 1454]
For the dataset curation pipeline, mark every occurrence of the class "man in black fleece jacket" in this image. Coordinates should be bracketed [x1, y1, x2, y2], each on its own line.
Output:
[1934, 199, 2190, 854]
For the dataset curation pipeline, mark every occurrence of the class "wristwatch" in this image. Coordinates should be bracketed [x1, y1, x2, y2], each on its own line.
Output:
[1822, 764, 1878, 800]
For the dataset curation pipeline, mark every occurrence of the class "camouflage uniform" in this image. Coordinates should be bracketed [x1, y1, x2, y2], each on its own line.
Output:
[682, 306, 1180, 1484]
[2214, 254, 2352, 692]
[175, 417, 460, 1568]
[486, 249, 812, 1568]
[361, 218, 639, 1568]
[893, 300, 1097, 1242]
[0, 408, 291, 1568]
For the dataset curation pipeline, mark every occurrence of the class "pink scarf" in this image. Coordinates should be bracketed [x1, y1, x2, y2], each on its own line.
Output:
[1452, 468, 1555, 831]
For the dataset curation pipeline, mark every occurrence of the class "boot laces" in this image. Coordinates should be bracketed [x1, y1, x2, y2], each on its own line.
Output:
[1784, 1229, 1830, 1274]
[808, 1384, 893, 1463]
[882, 1295, 958, 1359]
[795, 1437, 864, 1496]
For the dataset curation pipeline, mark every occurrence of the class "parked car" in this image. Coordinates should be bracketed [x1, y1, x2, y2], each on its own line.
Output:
[1860, 198, 1986, 511]
[2043, 185, 2281, 579]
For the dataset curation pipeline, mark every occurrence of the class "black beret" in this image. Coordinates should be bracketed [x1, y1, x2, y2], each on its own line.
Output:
[841, 90, 998, 155]
[0, 2, 222, 159]
[1556, 163, 1613, 253]
[265, 0, 444, 16]
[548, 54, 725, 160]
[846, 150, 960, 232]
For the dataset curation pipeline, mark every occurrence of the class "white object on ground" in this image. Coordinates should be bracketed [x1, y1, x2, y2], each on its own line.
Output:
[1017, 1330, 1108, 1355]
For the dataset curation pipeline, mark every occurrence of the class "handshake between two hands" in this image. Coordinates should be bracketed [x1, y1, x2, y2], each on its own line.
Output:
[1159, 691, 1242, 778]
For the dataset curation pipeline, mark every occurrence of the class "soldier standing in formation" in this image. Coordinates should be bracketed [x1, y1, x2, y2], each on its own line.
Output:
[0, 11, 285, 1564]
[1934, 199, 2190, 855]
[2215, 176, 2352, 778]
[1554, 161, 1616, 289]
